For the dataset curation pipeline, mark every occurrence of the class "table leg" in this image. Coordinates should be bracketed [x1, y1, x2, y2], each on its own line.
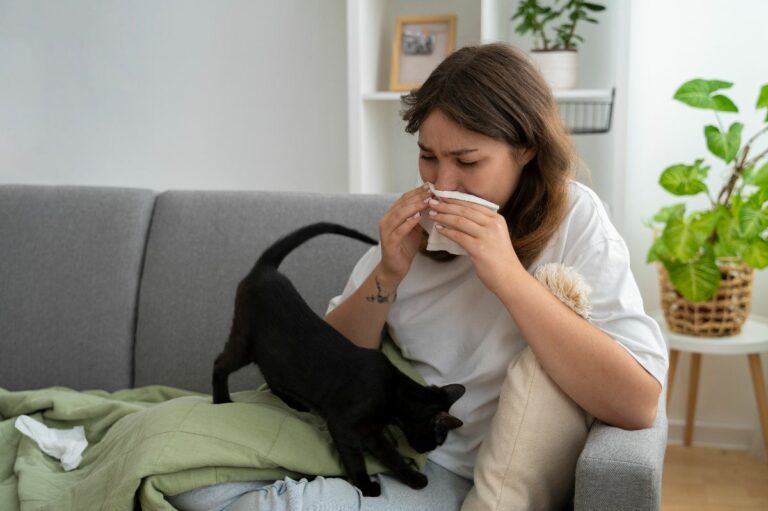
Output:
[667, 349, 679, 413]
[748, 354, 768, 460]
[684, 353, 702, 447]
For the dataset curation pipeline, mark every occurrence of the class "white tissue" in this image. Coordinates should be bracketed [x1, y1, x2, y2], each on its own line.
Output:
[15, 415, 88, 471]
[419, 182, 500, 255]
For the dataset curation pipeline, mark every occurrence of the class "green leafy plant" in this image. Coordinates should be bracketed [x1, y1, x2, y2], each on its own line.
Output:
[646, 79, 768, 302]
[511, 0, 606, 51]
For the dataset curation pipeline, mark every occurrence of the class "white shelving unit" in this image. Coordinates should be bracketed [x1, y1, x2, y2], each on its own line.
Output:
[348, 0, 512, 194]
[346, 0, 620, 197]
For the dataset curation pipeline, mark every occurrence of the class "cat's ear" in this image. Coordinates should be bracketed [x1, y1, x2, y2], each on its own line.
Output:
[441, 384, 465, 406]
[434, 411, 463, 432]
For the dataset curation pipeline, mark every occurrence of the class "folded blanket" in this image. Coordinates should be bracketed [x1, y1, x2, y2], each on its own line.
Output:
[0, 341, 426, 511]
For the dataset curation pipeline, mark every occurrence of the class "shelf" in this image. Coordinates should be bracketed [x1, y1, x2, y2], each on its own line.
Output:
[553, 88, 614, 101]
[362, 92, 405, 101]
[557, 87, 615, 135]
[361, 88, 616, 135]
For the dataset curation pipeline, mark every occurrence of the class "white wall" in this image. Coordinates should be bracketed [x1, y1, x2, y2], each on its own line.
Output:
[624, 0, 768, 454]
[0, 0, 348, 193]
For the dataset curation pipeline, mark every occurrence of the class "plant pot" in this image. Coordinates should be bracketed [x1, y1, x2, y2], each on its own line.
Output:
[657, 257, 754, 337]
[530, 49, 578, 89]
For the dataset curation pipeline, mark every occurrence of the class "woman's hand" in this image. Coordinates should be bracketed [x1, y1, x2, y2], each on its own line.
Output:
[377, 184, 433, 285]
[427, 197, 526, 295]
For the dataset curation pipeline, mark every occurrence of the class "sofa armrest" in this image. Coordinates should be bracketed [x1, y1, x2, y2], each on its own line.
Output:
[574, 395, 668, 511]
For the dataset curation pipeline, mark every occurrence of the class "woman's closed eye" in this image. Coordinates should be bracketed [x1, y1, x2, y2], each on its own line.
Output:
[420, 154, 478, 167]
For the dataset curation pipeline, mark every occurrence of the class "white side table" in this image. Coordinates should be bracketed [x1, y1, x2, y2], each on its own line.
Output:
[653, 312, 768, 456]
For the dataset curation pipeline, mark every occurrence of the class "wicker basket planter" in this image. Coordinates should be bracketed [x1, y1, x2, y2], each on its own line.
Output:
[658, 257, 754, 337]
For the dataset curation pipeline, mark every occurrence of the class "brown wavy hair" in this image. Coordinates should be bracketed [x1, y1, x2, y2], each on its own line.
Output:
[402, 43, 575, 270]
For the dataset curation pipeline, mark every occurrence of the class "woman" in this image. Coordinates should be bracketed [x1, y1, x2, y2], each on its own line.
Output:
[171, 42, 667, 511]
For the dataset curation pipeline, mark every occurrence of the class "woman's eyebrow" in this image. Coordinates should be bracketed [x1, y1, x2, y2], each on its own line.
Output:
[418, 142, 478, 156]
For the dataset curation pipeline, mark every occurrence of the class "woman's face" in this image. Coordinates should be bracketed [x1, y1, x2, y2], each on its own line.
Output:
[417, 108, 534, 208]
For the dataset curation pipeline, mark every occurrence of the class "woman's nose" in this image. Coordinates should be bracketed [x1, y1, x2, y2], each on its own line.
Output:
[434, 167, 461, 192]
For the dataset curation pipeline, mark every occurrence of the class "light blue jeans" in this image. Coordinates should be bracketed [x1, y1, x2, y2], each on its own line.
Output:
[167, 460, 472, 511]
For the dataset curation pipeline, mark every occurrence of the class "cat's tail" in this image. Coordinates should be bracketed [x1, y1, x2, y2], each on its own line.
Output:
[255, 222, 377, 271]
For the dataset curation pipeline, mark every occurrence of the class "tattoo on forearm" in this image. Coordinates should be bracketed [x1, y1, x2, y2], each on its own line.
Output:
[366, 276, 396, 304]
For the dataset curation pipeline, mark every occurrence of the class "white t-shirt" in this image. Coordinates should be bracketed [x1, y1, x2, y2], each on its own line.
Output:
[326, 180, 668, 479]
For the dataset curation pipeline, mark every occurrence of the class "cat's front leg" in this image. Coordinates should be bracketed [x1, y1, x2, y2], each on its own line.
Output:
[327, 421, 381, 497]
[362, 428, 428, 490]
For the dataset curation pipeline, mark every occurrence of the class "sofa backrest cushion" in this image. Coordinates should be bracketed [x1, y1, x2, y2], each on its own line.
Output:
[133, 190, 393, 393]
[0, 185, 155, 391]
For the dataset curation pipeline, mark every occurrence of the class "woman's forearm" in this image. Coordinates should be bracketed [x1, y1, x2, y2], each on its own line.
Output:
[324, 263, 400, 350]
[497, 268, 662, 430]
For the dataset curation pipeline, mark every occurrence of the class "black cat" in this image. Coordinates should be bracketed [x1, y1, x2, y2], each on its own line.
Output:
[212, 222, 465, 497]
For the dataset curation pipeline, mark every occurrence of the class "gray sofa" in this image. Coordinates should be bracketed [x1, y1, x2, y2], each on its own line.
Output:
[0, 184, 667, 510]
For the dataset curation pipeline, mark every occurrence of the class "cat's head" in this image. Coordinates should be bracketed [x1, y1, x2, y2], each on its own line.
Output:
[397, 383, 465, 453]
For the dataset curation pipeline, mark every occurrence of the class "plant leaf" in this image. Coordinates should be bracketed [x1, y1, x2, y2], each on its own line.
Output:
[714, 207, 741, 258]
[662, 210, 718, 262]
[710, 95, 739, 112]
[713, 238, 739, 258]
[704, 123, 743, 163]
[662, 217, 696, 261]
[741, 238, 768, 269]
[647, 235, 673, 263]
[583, 2, 607, 11]
[673, 79, 738, 112]
[738, 204, 768, 238]
[758, 84, 768, 108]
[663, 251, 721, 302]
[691, 209, 722, 234]
[659, 161, 709, 196]
[748, 162, 768, 190]
[716, 206, 738, 239]
[747, 188, 768, 208]
[653, 203, 686, 223]
[757, 84, 768, 121]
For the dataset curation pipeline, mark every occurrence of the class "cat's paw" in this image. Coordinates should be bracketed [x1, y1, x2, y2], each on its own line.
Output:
[212, 395, 232, 404]
[360, 480, 381, 497]
[402, 471, 428, 490]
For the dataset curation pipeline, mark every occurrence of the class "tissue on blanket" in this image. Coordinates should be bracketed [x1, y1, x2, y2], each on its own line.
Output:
[419, 182, 500, 256]
[15, 415, 88, 471]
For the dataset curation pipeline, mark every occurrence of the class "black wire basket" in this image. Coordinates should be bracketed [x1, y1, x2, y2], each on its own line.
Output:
[556, 88, 615, 135]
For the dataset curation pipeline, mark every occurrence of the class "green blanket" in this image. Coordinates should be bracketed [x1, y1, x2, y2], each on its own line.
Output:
[0, 342, 427, 511]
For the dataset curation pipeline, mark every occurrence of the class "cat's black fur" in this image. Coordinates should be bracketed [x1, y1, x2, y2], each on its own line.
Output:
[212, 222, 465, 496]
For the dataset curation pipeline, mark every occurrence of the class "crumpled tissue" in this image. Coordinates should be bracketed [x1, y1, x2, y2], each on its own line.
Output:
[419, 182, 500, 255]
[15, 415, 88, 471]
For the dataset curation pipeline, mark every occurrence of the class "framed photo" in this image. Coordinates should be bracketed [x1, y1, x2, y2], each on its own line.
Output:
[389, 15, 457, 92]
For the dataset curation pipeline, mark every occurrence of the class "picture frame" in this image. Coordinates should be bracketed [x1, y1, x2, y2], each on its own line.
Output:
[389, 15, 457, 92]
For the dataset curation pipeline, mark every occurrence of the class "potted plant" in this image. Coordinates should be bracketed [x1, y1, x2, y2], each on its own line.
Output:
[511, 0, 606, 89]
[646, 79, 768, 336]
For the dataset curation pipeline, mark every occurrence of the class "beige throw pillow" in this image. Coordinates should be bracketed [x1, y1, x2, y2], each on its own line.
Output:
[461, 346, 595, 511]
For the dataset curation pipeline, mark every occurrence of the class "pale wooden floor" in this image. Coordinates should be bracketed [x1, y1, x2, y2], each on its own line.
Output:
[662, 446, 768, 510]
